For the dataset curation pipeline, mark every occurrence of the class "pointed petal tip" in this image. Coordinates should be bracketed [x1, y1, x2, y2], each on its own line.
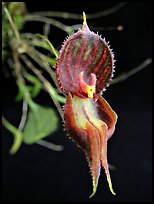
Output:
[89, 191, 96, 199]
[89, 174, 116, 198]
[106, 174, 116, 195]
[82, 12, 90, 32]
[89, 183, 97, 198]
[89, 175, 99, 198]
[83, 12, 87, 26]
[109, 185, 116, 196]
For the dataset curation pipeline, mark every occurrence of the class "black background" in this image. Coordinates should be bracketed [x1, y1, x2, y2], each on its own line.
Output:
[2, 2, 152, 202]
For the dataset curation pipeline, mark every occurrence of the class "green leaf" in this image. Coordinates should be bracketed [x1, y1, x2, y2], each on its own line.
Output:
[23, 103, 58, 144]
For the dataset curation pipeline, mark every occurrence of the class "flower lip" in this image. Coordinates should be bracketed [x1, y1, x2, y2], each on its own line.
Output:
[78, 71, 96, 99]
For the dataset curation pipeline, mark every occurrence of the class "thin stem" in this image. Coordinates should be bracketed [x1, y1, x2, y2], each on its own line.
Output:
[86, 2, 127, 19]
[90, 25, 124, 31]
[43, 23, 50, 37]
[35, 34, 58, 58]
[36, 139, 64, 151]
[29, 3, 127, 19]
[3, 4, 21, 41]
[2, 116, 17, 134]
[26, 47, 58, 87]
[2, 115, 23, 154]
[24, 47, 66, 98]
[25, 15, 73, 34]
[12, 51, 32, 105]
[20, 54, 64, 119]
[12, 51, 39, 112]
[111, 58, 152, 85]
[25, 3, 127, 34]
[21, 33, 59, 58]
[18, 100, 28, 131]
[58, 24, 124, 32]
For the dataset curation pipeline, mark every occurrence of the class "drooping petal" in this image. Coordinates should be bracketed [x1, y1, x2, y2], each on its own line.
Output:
[64, 93, 117, 197]
[64, 93, 101, 197]
[91, 95, 118, 195]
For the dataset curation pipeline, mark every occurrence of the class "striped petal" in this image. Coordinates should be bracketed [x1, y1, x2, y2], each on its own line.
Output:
[56, 21, 114, 97]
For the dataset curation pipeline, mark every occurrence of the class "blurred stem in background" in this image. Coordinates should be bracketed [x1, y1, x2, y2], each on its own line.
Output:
[2, 2, 152, 154]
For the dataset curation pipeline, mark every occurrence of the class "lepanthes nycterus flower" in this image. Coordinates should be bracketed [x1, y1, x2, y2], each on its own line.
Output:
[56, 13, 118, 197]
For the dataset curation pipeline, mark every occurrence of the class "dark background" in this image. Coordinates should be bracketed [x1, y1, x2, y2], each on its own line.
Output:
[2, 2, 152, 202]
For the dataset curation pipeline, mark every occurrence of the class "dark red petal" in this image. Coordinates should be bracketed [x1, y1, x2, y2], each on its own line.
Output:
[93, 95, 118, 195]
[96, 95, 118, 139]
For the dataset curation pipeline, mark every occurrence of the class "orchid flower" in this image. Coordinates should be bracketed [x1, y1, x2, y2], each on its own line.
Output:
[56, 13, 118, 197]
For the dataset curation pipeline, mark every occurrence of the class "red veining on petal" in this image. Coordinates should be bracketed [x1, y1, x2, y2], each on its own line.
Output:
[93, 47, 107, 74]
[74, 35, 87, 70]
[82, 34, 99, 70]
[56, 22, 115, 96]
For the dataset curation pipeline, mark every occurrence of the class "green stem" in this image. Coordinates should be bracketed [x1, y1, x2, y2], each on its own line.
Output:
[2, 116, 23, 154]
[20, 54, 64, 119]
[46, 83, 66, 104]
[21, 52, 66, 103]
[35, 34, 58, 58]
[27, 48, 58, 86]
[2, 116, 17, 134]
